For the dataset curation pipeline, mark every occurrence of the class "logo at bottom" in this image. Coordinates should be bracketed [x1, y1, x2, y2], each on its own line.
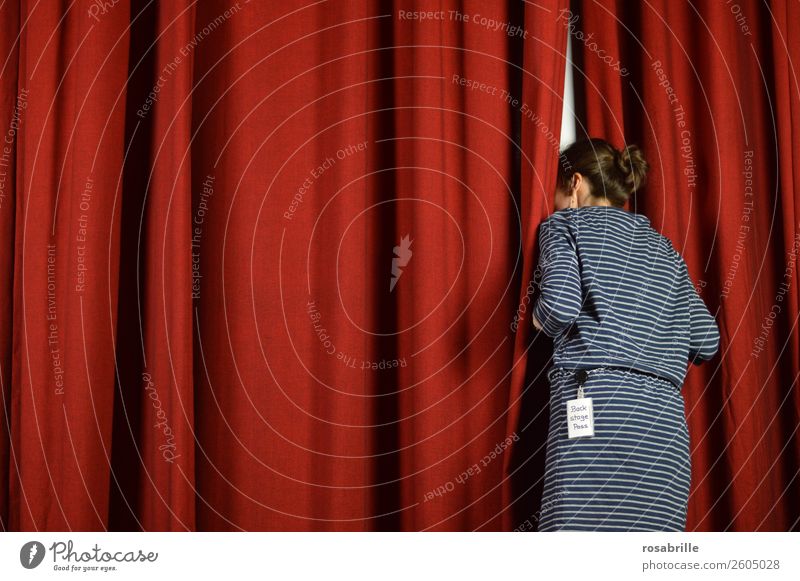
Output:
[20, 541, 46, 569]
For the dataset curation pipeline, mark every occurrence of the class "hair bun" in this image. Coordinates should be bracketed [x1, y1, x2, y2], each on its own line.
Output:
[556, 137, 649, 207]
[615, 144, 649, 193]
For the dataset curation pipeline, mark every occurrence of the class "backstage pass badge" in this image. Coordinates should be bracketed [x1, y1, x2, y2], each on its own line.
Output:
[567, 371, 594, 438]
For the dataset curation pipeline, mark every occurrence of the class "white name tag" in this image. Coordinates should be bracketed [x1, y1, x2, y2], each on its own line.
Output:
[567, 397, 594, 438]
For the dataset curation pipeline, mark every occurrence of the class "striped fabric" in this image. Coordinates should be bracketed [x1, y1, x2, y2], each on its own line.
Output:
[538, 368, 691, 531]
[532, 206, 720, 532]
[532, 206, 720, 387]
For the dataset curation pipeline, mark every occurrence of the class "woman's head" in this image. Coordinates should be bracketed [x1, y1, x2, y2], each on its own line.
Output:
[554, 138, 649, 210]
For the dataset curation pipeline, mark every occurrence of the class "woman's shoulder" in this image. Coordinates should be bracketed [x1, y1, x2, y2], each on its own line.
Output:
[649, 230, 691, 275]
[649, 228, 681, 257]
[540, 208, 577, 223]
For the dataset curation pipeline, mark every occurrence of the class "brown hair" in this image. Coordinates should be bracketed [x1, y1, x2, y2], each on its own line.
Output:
[556, 138, 649, 207]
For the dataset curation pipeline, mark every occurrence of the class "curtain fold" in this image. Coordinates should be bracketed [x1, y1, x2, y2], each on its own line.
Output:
[502, 0, 569, 532]
[111, 0, 198, 532]
[4, 0, 132, 531]
[572, 0, 800, 531]
[0, 0, 21, 531]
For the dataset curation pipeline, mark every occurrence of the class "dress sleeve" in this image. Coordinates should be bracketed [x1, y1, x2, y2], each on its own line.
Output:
[679, 260, 720, 363]
[532, 211, 582, 337]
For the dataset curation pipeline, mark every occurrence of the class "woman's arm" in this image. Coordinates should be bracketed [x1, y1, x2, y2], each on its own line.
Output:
[680, 261, 720, 363]
[532, 212, 582, 337]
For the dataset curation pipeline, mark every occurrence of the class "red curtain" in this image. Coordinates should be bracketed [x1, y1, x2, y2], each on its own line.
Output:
[2, 0, 798, 534]
[572, 0, 800, 530]
[0, 0, 569, 531]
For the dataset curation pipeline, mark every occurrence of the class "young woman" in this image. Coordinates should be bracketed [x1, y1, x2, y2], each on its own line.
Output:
[532, 138, 720, 531]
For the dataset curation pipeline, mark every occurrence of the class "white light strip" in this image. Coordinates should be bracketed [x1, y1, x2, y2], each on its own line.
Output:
[561, 29, 577, 148]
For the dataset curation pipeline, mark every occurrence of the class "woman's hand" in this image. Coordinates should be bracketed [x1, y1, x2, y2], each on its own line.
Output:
[532, 313, 543, 331]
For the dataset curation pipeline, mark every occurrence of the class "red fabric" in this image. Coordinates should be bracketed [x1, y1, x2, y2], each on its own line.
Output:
[3, 0, 797, 533]
[573, 0, 800, 530]
[0, 0, 569, 531]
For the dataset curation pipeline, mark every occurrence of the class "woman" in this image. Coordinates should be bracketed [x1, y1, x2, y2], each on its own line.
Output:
[532, 138, 720, 531]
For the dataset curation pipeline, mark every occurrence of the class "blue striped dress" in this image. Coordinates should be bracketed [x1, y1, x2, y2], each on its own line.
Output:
[532, 206, 719, 531]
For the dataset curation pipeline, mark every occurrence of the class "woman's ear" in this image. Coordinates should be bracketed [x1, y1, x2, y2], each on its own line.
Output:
[567, 179, 579, 208]
[572, 173, 594, 207]
[570, 172, 582, 194]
